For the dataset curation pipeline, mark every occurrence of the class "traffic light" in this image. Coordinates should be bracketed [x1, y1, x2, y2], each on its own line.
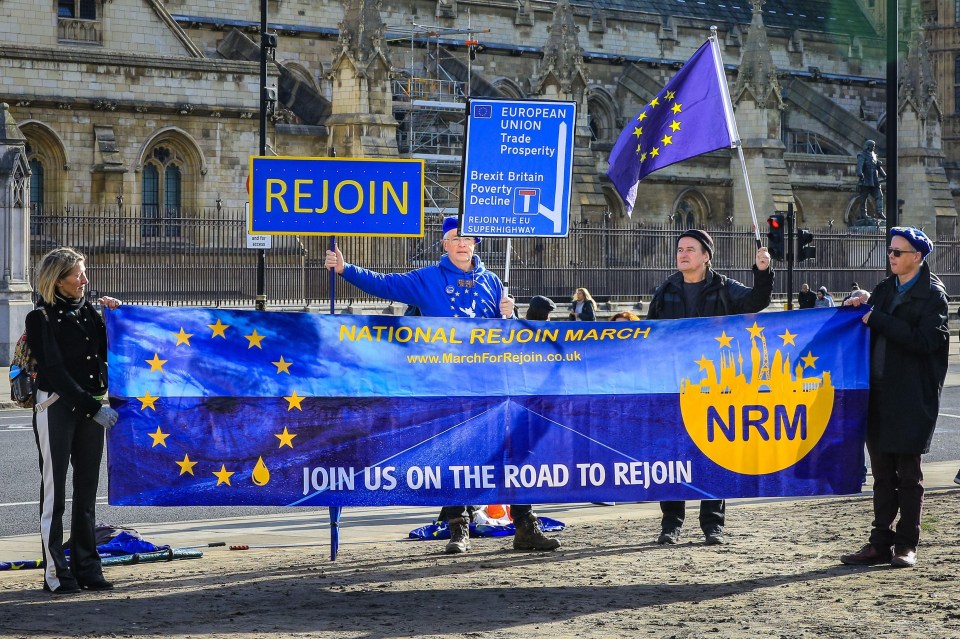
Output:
[797, 229, 816, 262]
[766, 214, 785, 260]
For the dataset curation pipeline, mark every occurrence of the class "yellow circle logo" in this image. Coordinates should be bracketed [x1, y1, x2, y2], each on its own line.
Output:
[678, 323, 834, 475]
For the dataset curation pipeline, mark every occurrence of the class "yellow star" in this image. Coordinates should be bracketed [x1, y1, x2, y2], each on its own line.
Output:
[273, 356, 292, 374]
[245, 329, 265, 349]
[746, 321, 764, 339]
[284, 390, 305, 411]
[801, 351, 819, 369]
[276, 426, 297, 448]
[672, 103, 682, 114]
[650, 147, 660, 158]
[174, 328, 193, 346]
[638, 111, 648, 122]
[138, 391, 159, 411]
[650, 97, 660, 108]
[665, 90, 676, 100]
[213, 465, 235, 486]
[148, 426, 170, 448]
[661, 134, 673, 146]
[715, 331, 733, 348]
[695, 355, 712, 371]
[640, 152, 647, 162]
[636, 143, 643, 154]
[633, 126, 643, 138]
[670, 120, 681, 132]
[176, 454, 197, 476]
[208, 318, 229, 338]
[779, 329, 797, 346]
[146, 353, 167, 373]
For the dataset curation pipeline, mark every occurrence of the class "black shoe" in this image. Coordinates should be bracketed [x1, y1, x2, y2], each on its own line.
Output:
[42, 579, 81, 594]
[657, 528, 680, 545]
[704, 529, 725, 545]
[77, 576, 114, 591]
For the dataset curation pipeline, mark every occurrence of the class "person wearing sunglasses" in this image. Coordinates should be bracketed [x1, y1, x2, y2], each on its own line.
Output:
[840, 227, 949, 569]
[326, 218, 560, 554]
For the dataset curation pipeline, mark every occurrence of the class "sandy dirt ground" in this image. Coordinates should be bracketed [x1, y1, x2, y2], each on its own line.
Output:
[1, 490, 958, 639]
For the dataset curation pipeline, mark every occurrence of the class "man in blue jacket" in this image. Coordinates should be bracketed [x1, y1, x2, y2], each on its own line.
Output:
[325, 217, 560, 554]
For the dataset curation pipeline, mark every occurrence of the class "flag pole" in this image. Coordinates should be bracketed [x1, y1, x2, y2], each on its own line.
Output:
[502, 238, 512, 317]
[709, 26, 761, 247]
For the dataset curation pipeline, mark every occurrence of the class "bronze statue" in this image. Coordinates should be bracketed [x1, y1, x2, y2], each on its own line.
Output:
[856, 139, 886, 220]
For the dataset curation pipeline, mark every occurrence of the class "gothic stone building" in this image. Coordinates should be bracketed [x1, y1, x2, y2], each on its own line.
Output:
[1, 0, 957, 236]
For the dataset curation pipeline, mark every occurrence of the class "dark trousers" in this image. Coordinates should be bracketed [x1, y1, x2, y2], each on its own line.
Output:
[659, 500, 725, 533]
[33, 391, 105, 590]
[439, 505, 533, 522]
[866, 439, 924, 550]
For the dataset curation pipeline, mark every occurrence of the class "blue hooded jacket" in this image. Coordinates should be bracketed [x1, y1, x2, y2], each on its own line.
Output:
[341, 254, 505, 318]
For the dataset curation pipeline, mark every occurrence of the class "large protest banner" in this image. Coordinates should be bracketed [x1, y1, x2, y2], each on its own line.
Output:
[105, 307, 868, 506]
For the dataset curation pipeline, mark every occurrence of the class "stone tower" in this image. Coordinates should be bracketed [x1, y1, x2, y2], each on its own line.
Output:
[730, 0, 795, 224]
[532, 0, 607, 223]
[0, 103, 33, 360]
[897, 3, 954, 235]
[325, 0, 399, 158]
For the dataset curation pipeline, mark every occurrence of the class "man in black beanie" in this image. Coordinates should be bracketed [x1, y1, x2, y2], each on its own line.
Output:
[648, 229, 774, 545]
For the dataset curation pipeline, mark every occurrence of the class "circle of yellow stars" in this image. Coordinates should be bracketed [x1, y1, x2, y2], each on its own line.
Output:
[134, 316, 305, 488]
[632, 89, 684, 165]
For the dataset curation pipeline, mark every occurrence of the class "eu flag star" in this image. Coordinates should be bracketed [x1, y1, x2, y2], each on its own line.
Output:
[670, 120, 681, 132]
[636, 144, 642, 154]
[272, 356, 292, 374]
[148, 426, 170, 448]
[746, 322, 764, 339]
[208, 319, 229, 338]
[672, 103, 682, 114]
[146, 353, 167, 372]
[665, 90, 676, 100]
[650, 97, 660, 108]
[244, 329, 265, 349]
[176, 454, 197, 476]
[650, 147, 660, 157]
[779, 329, 798, 346]
[213, 465, 235, 486]
[801, 351, 819, 369]
[633, 126, 643, 138]
[661, 134, 673, 146]
[284, 390, 305, 411]
[276, 426, 297, 448]
[173, 328, 193, 346]
[715, 331, 733, 348]
[138, 391, 159, 411]
[638, 111, 648, 122]
[695, 355, 712, 371]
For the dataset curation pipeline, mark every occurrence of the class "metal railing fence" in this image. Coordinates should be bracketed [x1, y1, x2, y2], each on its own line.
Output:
[27, 208, 960, 308]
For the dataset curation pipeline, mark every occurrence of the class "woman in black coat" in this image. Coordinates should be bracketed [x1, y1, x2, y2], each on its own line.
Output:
[568, 287, 596, 321]
[27, 248, 121, 594]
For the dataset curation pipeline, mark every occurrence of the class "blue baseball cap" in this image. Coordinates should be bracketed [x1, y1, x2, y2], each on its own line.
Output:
[442, 217, 481, 244]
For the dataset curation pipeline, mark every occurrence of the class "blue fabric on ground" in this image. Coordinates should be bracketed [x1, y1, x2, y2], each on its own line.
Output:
[408, 516, 565, 541]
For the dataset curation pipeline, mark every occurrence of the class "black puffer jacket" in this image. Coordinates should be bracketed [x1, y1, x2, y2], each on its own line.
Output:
[648, 266, 774, 320]
[26, 297, 107, 418]
[866, 263, 949, 454]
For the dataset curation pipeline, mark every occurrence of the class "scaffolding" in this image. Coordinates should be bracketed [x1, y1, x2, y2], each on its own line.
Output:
[388, 21, 491, 215]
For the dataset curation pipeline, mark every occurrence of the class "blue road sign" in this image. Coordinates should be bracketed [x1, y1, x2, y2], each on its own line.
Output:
[249, 157, 425, 236]
[460, 99, 576, 238]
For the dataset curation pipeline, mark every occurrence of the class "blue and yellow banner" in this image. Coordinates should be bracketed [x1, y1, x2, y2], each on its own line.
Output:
[105, 307, 869, 506]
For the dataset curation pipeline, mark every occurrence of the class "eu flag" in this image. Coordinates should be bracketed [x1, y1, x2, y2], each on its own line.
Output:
[607, 38, 736, 215]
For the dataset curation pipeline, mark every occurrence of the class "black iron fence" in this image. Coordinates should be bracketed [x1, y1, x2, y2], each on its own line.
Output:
[27, 208, 960, 308]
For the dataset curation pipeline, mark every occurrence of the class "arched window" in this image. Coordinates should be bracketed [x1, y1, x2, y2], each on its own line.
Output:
[141, 146, 183, 238]
[672, 189, 710, 229]
[29, 157, 44, 235]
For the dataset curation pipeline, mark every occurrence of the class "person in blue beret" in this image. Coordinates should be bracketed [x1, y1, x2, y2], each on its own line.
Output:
[840, 226, 949, 568]
[326, 217, 560, 553]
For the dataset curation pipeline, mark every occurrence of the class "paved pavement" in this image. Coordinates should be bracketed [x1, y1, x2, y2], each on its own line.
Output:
[2, 340, 959, 564]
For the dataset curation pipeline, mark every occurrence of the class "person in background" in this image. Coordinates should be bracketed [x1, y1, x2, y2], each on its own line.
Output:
[815, 286, 835, 308]
[28, 248, 122, 594]
[840, 227, 949, 568]
[568, 288, 596, 321]
[610, 311, 641, 321]
[797, 283, 817, 309]
[648, 229, 773, 546]
[326, 218, 558, 554]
